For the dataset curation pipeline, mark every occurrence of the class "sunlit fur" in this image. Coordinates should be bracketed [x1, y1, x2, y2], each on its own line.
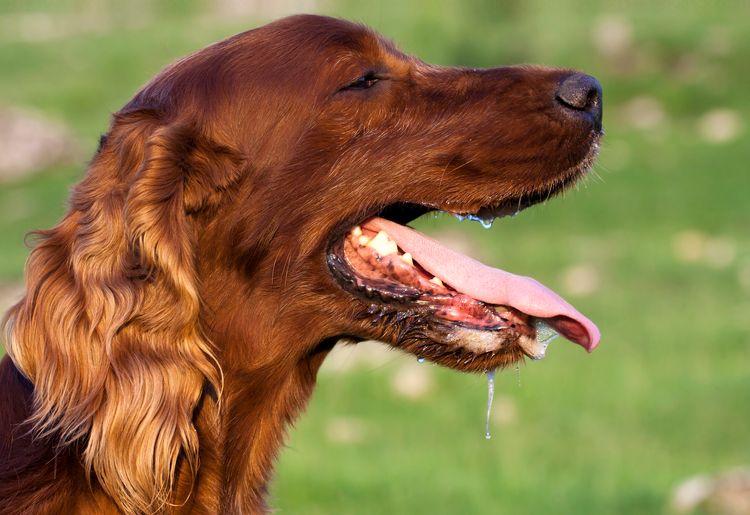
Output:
[3, 116, 245, 513]
[0, 15, 600, 514]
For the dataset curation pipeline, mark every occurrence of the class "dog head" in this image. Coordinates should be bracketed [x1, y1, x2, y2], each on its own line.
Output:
[4, 15, 602, 513]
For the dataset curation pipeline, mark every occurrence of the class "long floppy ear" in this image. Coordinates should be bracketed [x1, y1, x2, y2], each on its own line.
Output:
[3, 114, 244, 513]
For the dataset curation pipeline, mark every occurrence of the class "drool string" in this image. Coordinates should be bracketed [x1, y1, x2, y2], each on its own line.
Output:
[485, 369, 496, 440]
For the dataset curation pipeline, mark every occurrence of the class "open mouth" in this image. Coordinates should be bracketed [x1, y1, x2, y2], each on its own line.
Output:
[326, 162, 601, 368]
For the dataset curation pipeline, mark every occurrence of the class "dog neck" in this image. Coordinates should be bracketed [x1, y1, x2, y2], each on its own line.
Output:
[174, 307, 334, 513]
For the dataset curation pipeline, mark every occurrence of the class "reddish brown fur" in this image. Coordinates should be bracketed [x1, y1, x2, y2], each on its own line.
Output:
[0, 15, 600, 514]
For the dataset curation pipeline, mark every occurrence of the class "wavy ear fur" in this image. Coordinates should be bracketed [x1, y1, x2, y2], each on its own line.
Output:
[3, 113, 244, 513]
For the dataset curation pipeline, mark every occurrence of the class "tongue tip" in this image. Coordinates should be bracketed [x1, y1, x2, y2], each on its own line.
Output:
[584, 337, 600, 352]
[545, 315, 600, 354]
[580, 326, 601, 353]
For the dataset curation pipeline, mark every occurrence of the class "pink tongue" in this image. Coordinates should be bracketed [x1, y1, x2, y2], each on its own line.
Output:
[365, 217, 600, 351]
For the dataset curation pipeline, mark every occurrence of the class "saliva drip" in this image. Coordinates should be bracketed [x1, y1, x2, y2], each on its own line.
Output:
[452, 213, 494, 229]
[466, 214, 494, 229]
[485, 369, 496, 440]
[531, 319, 560, 360]
[515, 364, 521, 387]
[534, 320, 560, 347]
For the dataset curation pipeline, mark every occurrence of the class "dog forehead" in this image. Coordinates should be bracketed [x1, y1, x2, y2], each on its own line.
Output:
[233, 18, 413, 99]
[244, 15, 376, 54]
[249, 15, 408, 68]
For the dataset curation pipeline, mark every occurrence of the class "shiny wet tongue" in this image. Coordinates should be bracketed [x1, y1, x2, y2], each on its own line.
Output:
[364, 217, 601, 351]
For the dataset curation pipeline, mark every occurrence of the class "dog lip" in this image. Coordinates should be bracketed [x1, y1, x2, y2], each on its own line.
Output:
[332, 138, 601, 245]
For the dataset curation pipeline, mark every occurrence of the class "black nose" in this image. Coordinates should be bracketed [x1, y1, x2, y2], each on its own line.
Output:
[556, 73, 603, 132]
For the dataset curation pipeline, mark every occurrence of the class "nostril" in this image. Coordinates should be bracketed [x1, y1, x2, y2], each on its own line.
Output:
[556, 73, 601, 111]
[556, 73, 603, 130]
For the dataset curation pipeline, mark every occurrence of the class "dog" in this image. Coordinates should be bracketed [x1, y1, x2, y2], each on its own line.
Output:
[0, 14, 602, 514]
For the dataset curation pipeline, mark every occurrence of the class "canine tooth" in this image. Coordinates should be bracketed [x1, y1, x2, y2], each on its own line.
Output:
[429, 276, 443, 286]
[351, 226, 362, 237]
[358, 235, 370, 246]
[367, 230, 397, 256]
[400, 252, 413, 265]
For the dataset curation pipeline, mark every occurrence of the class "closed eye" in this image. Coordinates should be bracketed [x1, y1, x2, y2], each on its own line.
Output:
[340, 72, 380, 91]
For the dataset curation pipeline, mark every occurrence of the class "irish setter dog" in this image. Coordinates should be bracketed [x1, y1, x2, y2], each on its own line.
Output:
[0, 14, 602, 514]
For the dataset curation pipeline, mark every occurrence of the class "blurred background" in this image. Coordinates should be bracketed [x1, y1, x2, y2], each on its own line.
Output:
[0, 0, 748, 513]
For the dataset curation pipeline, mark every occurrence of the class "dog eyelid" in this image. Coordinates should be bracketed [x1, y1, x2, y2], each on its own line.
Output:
[341, 71, 381, 91]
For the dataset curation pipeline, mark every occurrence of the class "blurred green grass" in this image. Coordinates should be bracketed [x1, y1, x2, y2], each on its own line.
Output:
[1, 1, 748, 514]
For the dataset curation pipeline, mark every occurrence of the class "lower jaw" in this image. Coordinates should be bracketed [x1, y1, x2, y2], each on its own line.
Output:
[326, 245, 544, 368]
[372, 317, 530, 372]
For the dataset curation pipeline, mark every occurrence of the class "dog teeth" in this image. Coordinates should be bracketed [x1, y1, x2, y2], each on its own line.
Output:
[353, 229, 400, 257]
[400, 252, 413, 265]
[429, 276, 443, 286]
[367, 230, 398, 256]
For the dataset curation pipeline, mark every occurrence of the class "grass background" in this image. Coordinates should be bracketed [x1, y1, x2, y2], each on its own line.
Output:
[0, 1, 748, 513]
